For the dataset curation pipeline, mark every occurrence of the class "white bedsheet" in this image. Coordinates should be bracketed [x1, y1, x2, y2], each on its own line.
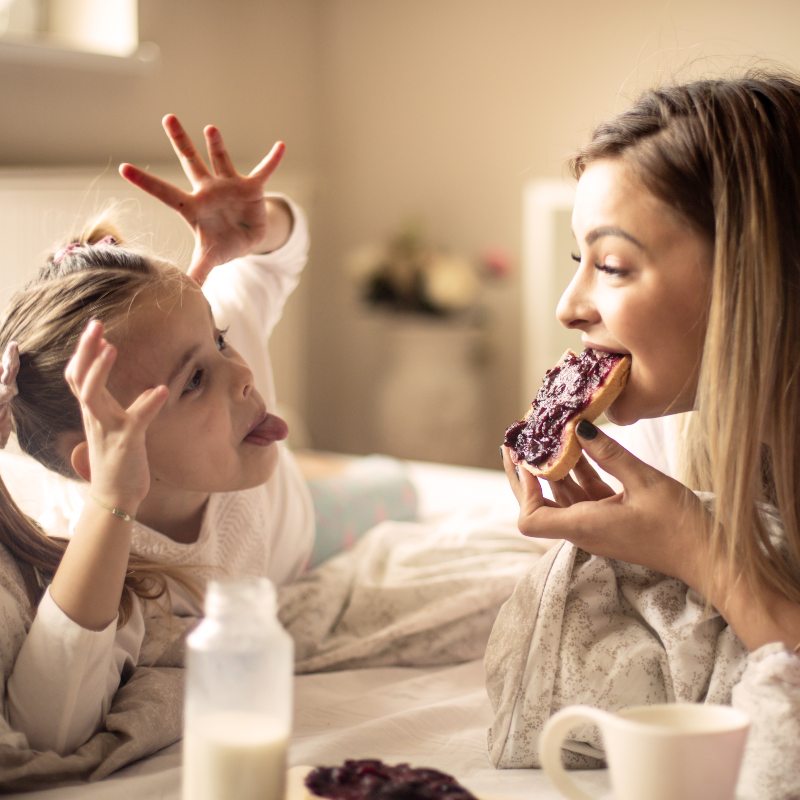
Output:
[2, 458, 611, 799]
[9, 660, 613, 800]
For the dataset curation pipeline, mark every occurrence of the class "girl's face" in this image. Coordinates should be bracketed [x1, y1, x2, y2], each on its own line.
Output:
[107, 280, 287, 500]
[560, 158, 713, 425]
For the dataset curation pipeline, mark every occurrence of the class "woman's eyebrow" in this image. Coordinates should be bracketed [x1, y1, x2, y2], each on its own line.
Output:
[584, 225, 648, 253]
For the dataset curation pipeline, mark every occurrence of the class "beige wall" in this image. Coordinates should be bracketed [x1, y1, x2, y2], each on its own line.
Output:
[1, 1, 799, 466]
[0, 1, 320, 169]
[308, 0, 800, 465]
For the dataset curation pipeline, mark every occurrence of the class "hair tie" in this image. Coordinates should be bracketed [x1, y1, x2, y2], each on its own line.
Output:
[0, 341, 20, 449]
[52, 241, 81, 266]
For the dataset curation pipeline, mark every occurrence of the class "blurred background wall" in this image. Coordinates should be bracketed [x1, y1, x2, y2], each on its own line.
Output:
[0, 0, 799, 467]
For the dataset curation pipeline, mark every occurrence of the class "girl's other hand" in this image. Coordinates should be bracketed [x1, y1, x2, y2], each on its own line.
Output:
[64, 320, 168, 515]
[501, 424, 712, 593]
[119, 114, 287, 285]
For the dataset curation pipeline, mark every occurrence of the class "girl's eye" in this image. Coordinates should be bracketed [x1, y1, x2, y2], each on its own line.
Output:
[216, 328, 229, 351]
[570, 252, 581, 264]
[183, 369, 204, 395]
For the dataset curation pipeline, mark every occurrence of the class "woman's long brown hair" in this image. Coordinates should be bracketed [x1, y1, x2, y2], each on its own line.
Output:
[570, 71, 800, 607]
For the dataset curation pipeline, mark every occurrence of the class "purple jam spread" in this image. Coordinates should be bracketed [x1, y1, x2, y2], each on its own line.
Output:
[504, 349, 623, 468]
[305, 759, 479, 800]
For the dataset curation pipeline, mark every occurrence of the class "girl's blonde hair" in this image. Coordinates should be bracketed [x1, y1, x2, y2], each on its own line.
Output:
[570, 71, 800, 606]
[0, 219, 199, 623]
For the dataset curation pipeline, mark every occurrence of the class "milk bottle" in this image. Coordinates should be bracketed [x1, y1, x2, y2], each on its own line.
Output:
[182, 577, 293, 800]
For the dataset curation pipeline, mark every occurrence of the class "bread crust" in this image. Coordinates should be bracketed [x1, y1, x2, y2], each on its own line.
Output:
[514, 350, 631, 481]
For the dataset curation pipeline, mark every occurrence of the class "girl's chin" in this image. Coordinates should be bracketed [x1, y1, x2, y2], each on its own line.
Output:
[247, 443, 281, 485]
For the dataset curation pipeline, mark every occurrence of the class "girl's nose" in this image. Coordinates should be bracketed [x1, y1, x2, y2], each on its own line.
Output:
[556, 268, 598, 330]
[233, 358, 254, 398]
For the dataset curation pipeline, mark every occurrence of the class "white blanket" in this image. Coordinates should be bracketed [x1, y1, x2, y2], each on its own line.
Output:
[7, 660, 620, 800]
[281, 516, 547, 673]
[0, 503, 549, 790]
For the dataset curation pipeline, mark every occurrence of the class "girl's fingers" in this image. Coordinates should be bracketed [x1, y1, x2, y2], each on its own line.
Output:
[186, 250, 214, 287]
[128, 384, 169, 427]
[204, 125, 238, 177]
[162, 114, 210, 183]
[78, 342, 118, 417]
[119, 163, 194, 213]
[248, 141, 286, 183]
[65, 320, 105, 392]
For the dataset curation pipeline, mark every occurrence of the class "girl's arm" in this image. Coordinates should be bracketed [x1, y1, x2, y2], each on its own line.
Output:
[49, 320, 167, 630]
[6, 319, 165, 754]
[119, 114, 290, 285]
[7, 588, 144, 754]
[502, 423, 800, 652]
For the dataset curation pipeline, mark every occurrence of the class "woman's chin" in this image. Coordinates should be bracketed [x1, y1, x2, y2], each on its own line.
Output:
[604, 399, 641, 427]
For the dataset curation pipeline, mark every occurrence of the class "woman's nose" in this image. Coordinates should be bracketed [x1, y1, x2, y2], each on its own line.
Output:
[556, 268, 598, 330]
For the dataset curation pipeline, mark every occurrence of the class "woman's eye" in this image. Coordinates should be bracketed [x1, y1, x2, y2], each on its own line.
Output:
[183, 369, 203, 394]
[570, 252, 581, 264]
[595, 263, 626, 277]
[216, 328, 229, 351]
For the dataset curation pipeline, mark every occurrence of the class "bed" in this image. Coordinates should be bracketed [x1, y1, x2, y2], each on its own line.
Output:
[0, 446, 619, 800]
[0, 172, 650, 799]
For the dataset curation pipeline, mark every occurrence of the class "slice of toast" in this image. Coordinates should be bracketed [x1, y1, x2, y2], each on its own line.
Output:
[504, 349, 631, 481]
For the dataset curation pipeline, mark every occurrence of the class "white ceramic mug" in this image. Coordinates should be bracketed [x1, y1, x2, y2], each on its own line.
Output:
[539, 703, 750, 800]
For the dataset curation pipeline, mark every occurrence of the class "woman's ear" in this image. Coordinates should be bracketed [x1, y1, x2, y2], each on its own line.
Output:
[70, 440, 91, 482]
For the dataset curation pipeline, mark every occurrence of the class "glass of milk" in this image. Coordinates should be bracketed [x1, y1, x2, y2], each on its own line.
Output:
[182, 577, 294, 800]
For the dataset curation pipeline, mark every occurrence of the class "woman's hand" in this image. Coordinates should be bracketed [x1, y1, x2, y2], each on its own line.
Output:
[119, 114, 288, 285]
[64, 319, 168, 515]
[502, 422, 712, 591]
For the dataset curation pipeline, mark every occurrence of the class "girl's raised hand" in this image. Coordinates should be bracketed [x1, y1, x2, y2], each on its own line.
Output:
[64, 320, 168, 515]
[501, 423, 713, 593]
[119, 114, 286, 285]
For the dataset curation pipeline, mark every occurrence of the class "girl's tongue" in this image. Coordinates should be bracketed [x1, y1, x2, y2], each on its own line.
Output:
[244, 413, 289, 446]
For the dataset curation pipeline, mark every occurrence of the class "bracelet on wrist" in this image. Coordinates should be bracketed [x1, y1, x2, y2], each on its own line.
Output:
[89, 494, 136, 524]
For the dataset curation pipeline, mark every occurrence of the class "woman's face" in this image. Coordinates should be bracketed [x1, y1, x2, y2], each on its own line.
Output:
[559, 158, 713, 425]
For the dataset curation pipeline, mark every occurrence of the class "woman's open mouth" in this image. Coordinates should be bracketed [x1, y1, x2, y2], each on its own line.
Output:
[244, 411, 289, 446]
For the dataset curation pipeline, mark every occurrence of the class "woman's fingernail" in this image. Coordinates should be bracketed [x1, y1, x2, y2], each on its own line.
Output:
[499, 445, 505, 462]
[577, 419, 598, 440]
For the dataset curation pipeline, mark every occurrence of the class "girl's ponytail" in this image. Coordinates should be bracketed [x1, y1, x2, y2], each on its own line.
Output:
[0, 474, 183, 626]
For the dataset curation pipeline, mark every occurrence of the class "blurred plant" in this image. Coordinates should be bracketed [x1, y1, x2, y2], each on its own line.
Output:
[347, 221, 511, 318]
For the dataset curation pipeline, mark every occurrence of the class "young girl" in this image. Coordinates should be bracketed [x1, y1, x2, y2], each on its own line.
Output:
[0, 115, 315, 756]
[492, 71, 800, 797]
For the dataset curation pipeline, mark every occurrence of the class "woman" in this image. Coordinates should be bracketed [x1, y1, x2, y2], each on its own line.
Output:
[492, 72, 800, 799]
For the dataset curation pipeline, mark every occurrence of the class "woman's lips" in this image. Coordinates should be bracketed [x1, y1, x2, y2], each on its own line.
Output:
[244, 412, 289, 446]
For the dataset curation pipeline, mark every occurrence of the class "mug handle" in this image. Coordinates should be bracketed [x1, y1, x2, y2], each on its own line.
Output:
[539, 705, 611, 800]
